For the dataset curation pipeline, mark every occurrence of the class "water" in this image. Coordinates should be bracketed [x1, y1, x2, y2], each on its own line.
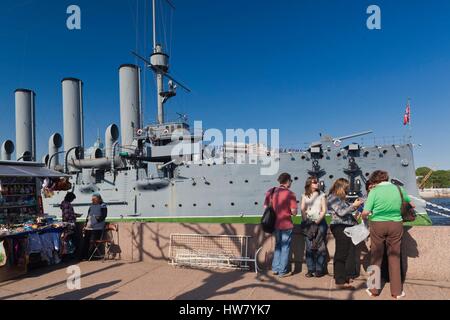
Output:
[427, 198, 450, 226]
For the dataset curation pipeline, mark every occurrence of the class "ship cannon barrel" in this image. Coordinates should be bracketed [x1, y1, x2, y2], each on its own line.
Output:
[335, 131, 373, 142]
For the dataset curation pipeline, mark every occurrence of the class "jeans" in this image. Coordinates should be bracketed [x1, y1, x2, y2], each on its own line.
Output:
[330, 224, 357, 285]
[305, 220, 328, 274]
[272, 229, 293, 275]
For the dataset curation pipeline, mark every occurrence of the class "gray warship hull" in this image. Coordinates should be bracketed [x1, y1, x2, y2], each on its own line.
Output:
[42, 142, 427, 219]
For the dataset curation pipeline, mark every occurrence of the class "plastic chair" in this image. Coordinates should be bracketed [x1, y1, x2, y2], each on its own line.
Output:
[88, 223, 121, 261]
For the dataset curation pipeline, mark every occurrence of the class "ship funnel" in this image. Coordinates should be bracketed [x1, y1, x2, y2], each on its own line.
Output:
[119, 64, 141, 149]
[62, 78, 84, 169]
[15, 89, 36, 161]
[1, 140, 15, 161]
[105, 124, 119, 158]
[48, 133, 63, 169]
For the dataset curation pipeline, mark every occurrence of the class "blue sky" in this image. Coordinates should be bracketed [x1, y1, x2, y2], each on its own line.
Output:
[0, 0, 449, 169]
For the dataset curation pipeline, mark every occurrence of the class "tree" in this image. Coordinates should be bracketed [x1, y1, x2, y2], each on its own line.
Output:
[416, 167, 450, 188]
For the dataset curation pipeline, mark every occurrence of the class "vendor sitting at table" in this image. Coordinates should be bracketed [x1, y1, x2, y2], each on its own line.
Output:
[80, 193, 108, 260]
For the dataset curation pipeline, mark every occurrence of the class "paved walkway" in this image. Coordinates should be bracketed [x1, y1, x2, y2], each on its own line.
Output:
[0, 261, 449, 300]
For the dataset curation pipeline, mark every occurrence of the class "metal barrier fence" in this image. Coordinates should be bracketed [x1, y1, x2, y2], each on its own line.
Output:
[169, 233, 262, 274]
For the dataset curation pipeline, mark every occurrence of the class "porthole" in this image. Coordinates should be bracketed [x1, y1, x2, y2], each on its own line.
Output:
[301, 156, 306, 160]
[294, 177, 299, 181]
[329, 175, 334, 179]
[383, 150, 388, 155]
[229, 181, 233, 184]
[152, 205, 155, 208]
[364, 151, 370, 157]
[208, 203, 212, 207]
[164, 204, 168, 208]
[245, 180, 249, 183]
[337, 153, 342, 158]
[365, 173, 370, 177]
[179, 204, 182, 208]
[231, 203, 235, 206]
[254, 202, 258, 205]
[193, 204, 197, 207]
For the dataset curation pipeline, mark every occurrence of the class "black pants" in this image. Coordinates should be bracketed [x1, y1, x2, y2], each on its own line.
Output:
[331, 224, 357, 285]
[79, 230, 103, 260]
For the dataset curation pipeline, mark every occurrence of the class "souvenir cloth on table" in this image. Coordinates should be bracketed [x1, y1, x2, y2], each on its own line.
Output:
[27, 233, 43, 254]
[39, 232, 62, 264]
[60, 228, 76, 255]
[0, 240, 7, 267]
[12, 238, 28, 267]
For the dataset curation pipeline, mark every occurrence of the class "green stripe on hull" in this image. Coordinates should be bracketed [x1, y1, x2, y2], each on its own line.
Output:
[100, 213, 433, 226]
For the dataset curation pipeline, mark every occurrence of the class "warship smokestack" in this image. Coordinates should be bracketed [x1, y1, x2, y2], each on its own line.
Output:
[48, 133, 63, 169]
[1, 140, 15, 161]
[119, 64, 141, 149]
[105, 124, 119, 158]
[62, 78, 84, 167]
[15, 89, 36, 161]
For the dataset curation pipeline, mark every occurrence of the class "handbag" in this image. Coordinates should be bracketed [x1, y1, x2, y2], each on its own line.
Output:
[397, 186, 416, 222]
[261, 187, 277, 234]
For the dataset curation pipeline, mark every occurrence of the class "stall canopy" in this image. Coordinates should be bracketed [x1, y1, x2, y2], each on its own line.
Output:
[0, 162, 69, 178]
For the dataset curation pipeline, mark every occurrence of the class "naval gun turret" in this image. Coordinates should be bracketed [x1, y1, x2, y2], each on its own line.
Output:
[307, 130, 373, 196]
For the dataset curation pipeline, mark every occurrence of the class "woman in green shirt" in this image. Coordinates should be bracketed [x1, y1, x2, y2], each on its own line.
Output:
[362, 170, 415, 299]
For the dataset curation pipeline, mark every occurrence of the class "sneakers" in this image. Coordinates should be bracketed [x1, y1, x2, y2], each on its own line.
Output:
[271, 271, 279, 276]
[336, 283, 355, 290]
[392, 291, 406, 299]
[366, 288, 380, 297]
[305, 272, 315, 278]
[278, 272, 293, 278]
[315, 272, 325, 278]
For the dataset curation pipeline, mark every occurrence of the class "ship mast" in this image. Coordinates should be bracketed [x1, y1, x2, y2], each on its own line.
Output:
[152, 0, 157, 51]
[131, 0, 190, 126]
[151, 0, 170, 125]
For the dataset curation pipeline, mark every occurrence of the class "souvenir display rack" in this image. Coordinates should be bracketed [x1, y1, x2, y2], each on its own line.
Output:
[0, 177, 39, 227]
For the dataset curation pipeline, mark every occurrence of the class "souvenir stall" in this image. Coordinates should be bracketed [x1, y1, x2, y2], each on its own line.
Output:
[0, 161, 72, 282]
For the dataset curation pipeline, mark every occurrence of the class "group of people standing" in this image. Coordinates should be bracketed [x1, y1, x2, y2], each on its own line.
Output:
[264, 170, 414, 299]
[60, 192, 108, 261]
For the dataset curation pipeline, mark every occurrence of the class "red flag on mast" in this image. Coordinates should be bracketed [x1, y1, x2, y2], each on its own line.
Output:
[403, 100, 411, 126]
